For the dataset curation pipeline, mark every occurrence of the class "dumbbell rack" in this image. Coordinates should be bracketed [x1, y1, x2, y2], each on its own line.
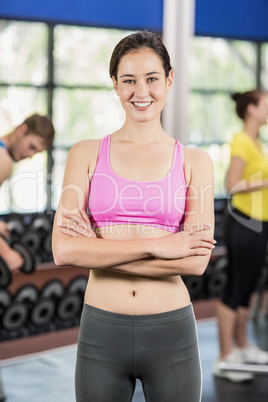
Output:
[2, 202, 266, 400]
[1, 259, 89, 350]
[3, 246, 265, 360]
[0, 260, 88, 402]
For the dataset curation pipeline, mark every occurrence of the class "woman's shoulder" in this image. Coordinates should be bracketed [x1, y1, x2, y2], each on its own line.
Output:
[231, 131, 251, 145]
[70, 138, 101, 152]
[64, 139, 103, 173]
[183, 146, 212, 165]
[183, 146, 213, 185]
[230, 132, 253, 157]
[68, 138, 103, 160]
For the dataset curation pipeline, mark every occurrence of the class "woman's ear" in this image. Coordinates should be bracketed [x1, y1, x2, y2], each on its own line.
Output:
[247, 103, 256, 117]
[112, 76, 119, 96]
[166, 69, 174, 93]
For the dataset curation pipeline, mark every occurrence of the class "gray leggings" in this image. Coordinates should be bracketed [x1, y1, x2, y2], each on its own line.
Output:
[75, 303, 202, 402]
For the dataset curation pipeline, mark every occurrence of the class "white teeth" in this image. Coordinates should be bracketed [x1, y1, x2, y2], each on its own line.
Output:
[133, 102, 151, 107]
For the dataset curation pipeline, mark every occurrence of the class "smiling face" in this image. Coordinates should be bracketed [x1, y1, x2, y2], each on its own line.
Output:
[112, 48, 173, 124]
[10, 133, 47, 161]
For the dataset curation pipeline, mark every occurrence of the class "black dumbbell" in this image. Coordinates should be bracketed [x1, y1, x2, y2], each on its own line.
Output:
[2, 285, 37, 333]
[56, 292, 82, 322]
[205, 257, 228, 297]
[21, 215, 52, 254]
[29, 297, 56, 329]
[40, 279, 64, 320]
[21, 229, 42, 254]
[0, 256, 12, 288]
[37, 215, 54, 259]
[0, 288, 13, 340]
[14, 284, 39, 308]
[41, 279, 81, 324]
[182, 275, 205, 300]
[0, 288, 11, 319]
[68, 276, 88, 298]
[13, 283, 56, 331]
[206, 270, 228, 297]
[1, 298, 28, 332]
[6, 215, 25, 238]
[1, 288, 30, 341]
[42, 231, 52, 256]
[11, 240, 36, 274]
[61, 276, 88, 323]
[15, 283, 56, 329]
[0, 238, 35, 288]
[41, 279, 65, 300]
[66, 276, 87, 313]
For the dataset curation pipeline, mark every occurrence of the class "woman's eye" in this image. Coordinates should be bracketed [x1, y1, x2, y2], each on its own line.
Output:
[148, 77, 157, 83]
[124, 79, 135, 84]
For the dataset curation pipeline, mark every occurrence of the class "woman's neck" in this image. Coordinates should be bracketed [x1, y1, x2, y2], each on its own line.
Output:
[117, 119, 170, 145]
[243, 119, 260, 141]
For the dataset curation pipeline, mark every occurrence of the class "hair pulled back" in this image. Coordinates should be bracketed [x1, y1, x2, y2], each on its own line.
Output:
[231, 89, 264, 120]
[109, 30, 172, 80]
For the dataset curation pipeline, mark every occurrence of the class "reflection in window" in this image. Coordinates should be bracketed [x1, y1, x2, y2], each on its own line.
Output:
[0, 19, 264, 210]
[0, 20, 48, 86]
[189, 37, 256, 91]
[188, 37, 259, 197]
[188, 92, 241, 143]
[54, 26, 132, 86]
[51, 149, 69, 210]
[262, 44, 268, 92]
[0, 20, 48, 213]
[54, 88, 124, 145]
[0, 87, 47, 134]
[0, 153, 47, 213]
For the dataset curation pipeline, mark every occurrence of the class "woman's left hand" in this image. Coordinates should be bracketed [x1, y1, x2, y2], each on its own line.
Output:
[59, 207, 96, 238]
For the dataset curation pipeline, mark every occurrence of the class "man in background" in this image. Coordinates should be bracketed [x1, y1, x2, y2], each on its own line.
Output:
[0, 113, 55, 271]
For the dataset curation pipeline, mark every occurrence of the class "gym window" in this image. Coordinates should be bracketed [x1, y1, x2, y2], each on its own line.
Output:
[0, 20, 266, 211]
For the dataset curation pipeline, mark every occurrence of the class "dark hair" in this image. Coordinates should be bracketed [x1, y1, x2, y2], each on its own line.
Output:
[231, 89, 264, 120]
[23, 113, 55, 149]
[109, 30, 172, 80]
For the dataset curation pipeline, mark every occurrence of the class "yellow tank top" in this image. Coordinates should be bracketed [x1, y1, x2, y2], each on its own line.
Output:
[231, 132, 268, 221]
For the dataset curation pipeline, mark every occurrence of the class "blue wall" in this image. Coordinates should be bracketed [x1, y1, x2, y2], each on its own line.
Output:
[195, 0, 268, 41]
[0, 0, 163, 31]
[0, 0, 268, 41]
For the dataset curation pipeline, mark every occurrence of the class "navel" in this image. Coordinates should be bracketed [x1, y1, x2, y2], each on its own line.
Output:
[132, 290, 136, 297]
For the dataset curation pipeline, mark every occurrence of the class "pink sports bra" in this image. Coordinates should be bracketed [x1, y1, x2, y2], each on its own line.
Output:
[88, 135, 187, 233]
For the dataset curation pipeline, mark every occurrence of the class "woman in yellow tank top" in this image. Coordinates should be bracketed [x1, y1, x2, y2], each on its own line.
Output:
[214, 89, 268, 382]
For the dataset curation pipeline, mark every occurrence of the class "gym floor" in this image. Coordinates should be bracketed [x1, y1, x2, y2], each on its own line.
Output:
[1, 299, 268, 402]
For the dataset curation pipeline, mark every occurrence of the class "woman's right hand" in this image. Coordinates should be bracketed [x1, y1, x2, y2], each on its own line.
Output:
[153, 225, 216, 260]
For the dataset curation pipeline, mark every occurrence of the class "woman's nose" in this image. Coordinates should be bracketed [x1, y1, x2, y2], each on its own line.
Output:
[135, 82, 149, 98]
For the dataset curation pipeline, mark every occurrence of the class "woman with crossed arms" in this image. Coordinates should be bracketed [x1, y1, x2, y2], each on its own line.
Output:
[52, 31, 215, 402]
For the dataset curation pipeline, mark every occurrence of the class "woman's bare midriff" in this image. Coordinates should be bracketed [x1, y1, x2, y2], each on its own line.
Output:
[84, 224, 191, 315]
